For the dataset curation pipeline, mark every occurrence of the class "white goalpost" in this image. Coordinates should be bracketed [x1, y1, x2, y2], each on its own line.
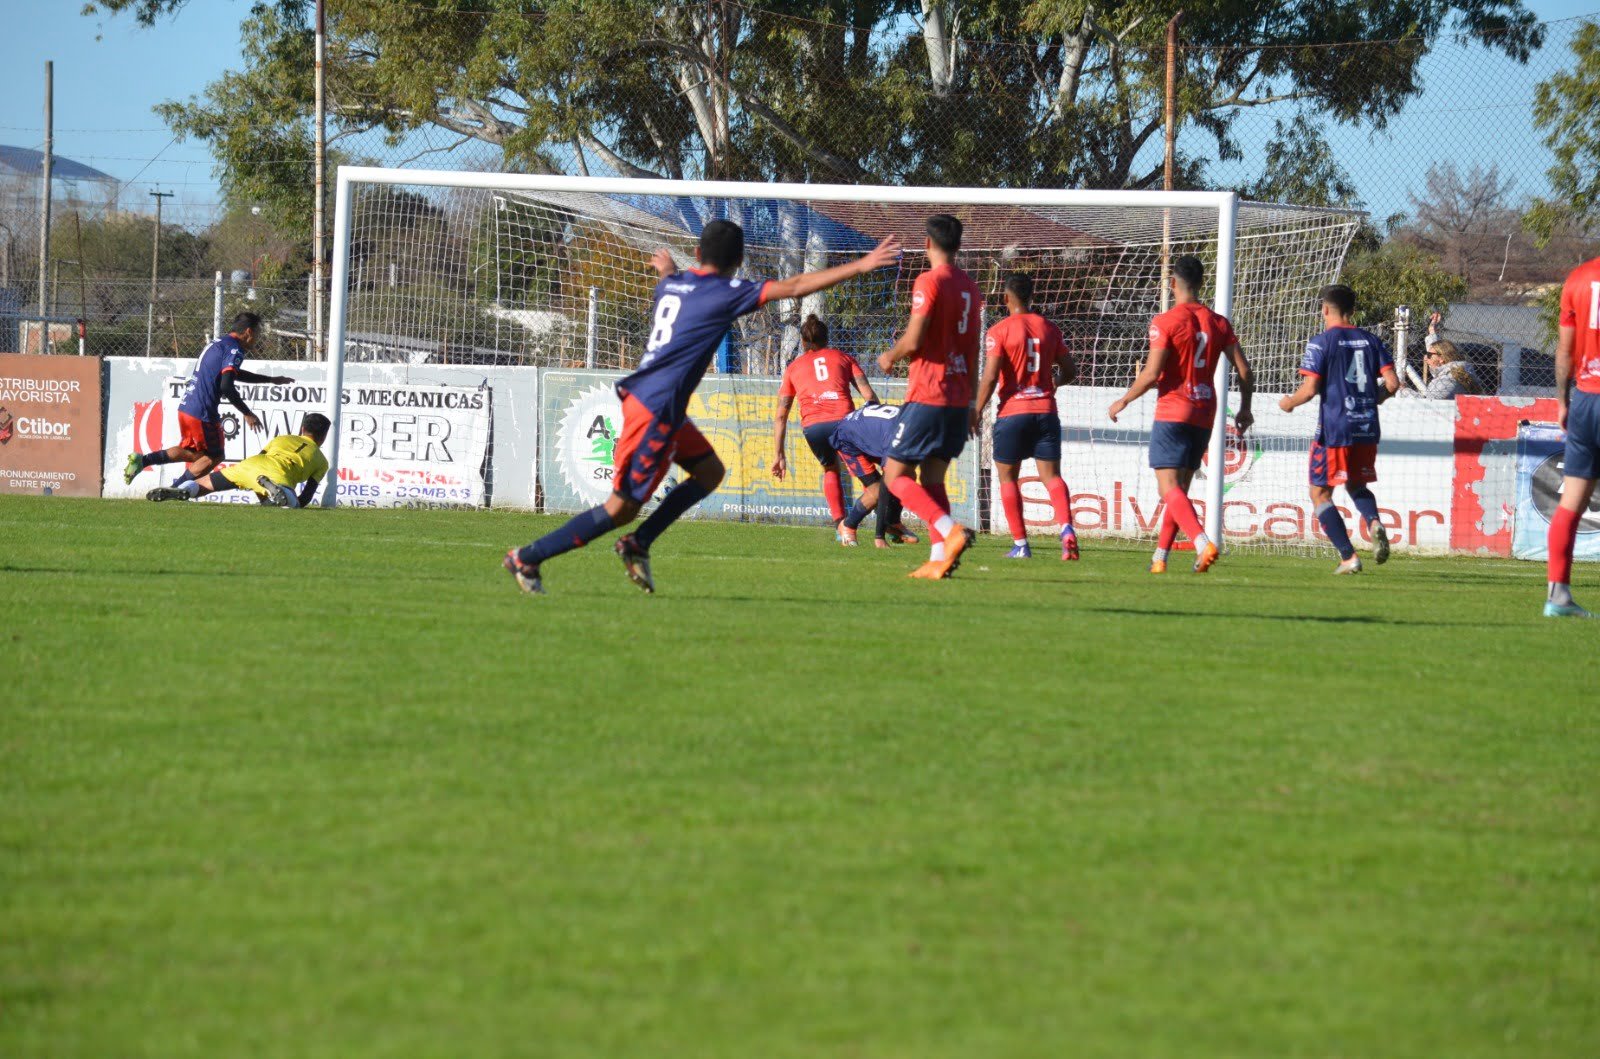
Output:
[324, 165, 1361, 552]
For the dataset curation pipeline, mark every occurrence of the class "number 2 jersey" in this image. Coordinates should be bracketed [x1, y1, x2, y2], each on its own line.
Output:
[1560, 255, 1600, 394]
[1299, 326, 1396, 447]
[619, 267, 773, 421]
[1149, 302, 1238, 428]
[779, 348, 865, 427]
[906, 264, 983, 407]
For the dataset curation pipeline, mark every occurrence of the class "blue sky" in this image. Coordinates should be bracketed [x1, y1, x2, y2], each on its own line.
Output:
[2, 1, 1597, 226]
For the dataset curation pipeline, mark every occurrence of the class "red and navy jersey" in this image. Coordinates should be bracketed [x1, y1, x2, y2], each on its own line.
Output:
[177, 335, 247, 422]
[906, 264, 983, 407]
[828, 403, 904, 461]
[1299, 325, 1395, 447]
[1559, 256, 1600, 394]
[1149, 302, 1237, 427]
[779, 348, 864, 427]
[985, 312, 1068, 417]
[619, 268, 772, 421]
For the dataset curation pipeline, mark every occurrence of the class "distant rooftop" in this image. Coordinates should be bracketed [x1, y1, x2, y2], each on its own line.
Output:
[0, 145, 117, 184]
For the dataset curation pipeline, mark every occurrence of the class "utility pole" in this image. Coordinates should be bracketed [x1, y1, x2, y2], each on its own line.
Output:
[313, 0, 327, 361]
[145, 189, 173, 356]
[1160, 12, 1184, 313]
[38, 61, 53, 327]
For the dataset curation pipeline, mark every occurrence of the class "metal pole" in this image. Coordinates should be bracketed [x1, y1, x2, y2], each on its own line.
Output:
[586, 287, 598, 368]
[213, 270, 224, 343]
[1203, 193, 1238, 547]
[313, 0, 327, 361]
[145, 189, 172, 356]
[38, 61, 53, 327]
[1160, 13, 1183, 314]
[321, 168, 354, 507]
[74, 210, 87, 355]
[1393, 306, 1410, 390]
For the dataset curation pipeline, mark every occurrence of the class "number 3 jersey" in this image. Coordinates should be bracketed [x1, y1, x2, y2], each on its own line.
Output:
[1149, 301, 1238, 428]
[618, 267, 773, 421]
[1299, 325, 1395, 447]
[906, 264, 984, 408]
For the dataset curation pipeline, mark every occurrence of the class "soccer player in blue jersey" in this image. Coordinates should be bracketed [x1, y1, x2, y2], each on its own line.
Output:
[122, 312, 294, 488]
[828, 403, 918, 547]
[504, 221, 901, 595]
[1279, 285, 1399, 573]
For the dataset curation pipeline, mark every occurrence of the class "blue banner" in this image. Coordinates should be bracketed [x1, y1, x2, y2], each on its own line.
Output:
[1512, 424, 1600, 560]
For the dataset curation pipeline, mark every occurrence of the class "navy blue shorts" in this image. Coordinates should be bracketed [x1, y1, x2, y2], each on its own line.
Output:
[886, 402, 968, 463]
[802, 420, 844, 466]
[1565, 389, 1600, 481]
[992, 412, 1061, 465]
[1149, 421, 1211, 471]
[834, 443, 879, 484]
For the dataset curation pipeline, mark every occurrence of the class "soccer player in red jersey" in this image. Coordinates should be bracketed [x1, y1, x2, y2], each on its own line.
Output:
[877, 214, 984, 579]
[973, 272, 1079, 560]
[770, 313, 881, 543]
[1544, 253, 1600, 618]
[503, 221, 900, 595]
[1108, 255, 1253, 573]
[1278, 285, 1399, 574]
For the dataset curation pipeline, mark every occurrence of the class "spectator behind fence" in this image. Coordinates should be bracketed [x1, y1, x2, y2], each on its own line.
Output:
[1422, 339, 1482, 398]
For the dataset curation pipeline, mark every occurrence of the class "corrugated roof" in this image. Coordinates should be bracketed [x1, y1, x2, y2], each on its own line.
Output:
[0, 145, 118, 184]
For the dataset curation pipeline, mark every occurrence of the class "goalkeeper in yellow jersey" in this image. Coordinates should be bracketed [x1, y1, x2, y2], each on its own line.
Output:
[146, 413, 330, 509]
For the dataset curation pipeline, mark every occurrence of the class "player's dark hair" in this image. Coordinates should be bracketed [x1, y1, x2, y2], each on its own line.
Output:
[926, 214, 963, 254]
[1320, 284, 1357, 317]
[1172, 255, 1204, 293]
[230, 310, 263, 335]
[1004, 272, 1034, 306]
[301, 412, 331, 441]
[699, 220, 745, 271]
[800, 314, 829, 350]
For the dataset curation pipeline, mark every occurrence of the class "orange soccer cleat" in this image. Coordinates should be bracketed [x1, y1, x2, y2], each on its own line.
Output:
[1193, 541, 1220, 573]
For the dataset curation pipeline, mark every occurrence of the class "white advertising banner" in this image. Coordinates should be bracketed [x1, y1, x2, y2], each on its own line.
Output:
[991, 386, 1457, 551]
[105, 369, 491, 507]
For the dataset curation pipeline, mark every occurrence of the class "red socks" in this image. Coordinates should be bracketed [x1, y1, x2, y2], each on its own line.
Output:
[1045, 478, 1072, 529]
[888, 474, 946, 528]
[822, 469, 845, 523]
[1163, 487, 1205, 543]
[1157, 509, 1180, 551]
[1548, 505, 1580, 586]
[1000, 481, 1025, 540]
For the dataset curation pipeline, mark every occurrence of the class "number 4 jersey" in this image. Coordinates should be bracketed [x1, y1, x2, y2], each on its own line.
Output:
[619, 267, 773, 421]
[1299, 325, 1396, 446]
[1150, 302, 1238, 428]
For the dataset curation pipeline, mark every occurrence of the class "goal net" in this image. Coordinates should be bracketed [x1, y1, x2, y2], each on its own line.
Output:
[328, 169, 1365, 551]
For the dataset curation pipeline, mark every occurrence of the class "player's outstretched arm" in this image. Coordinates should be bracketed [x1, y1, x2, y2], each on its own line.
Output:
[764, 236, 902, 304]
[1278, 375, 1318, 413]
[853, 369, 881, 405]
[234, 368, 294, 385]
[1108, 347, 1169, 421]
[649, 248, 678, 279]
[1224, 343, 1254, 433]
[879, 314, 929, 373]
[1555, 324, 1576, 431]
[771, 395, 794, 480]
[218, 373, 264, 433]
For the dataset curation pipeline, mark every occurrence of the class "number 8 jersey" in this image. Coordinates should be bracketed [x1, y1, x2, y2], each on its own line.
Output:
[1299, 325, 1395, 446]
[619, 267, 774, 421]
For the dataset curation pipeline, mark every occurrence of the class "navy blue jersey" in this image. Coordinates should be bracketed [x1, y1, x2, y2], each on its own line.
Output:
[177, 335, 247, 421]
[619, 268, 772, 421]
[829, 403, 904, 460]
[1299, 326, 1394, 446]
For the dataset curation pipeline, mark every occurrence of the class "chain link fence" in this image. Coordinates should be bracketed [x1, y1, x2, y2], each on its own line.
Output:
[1, 5, 1596, 385]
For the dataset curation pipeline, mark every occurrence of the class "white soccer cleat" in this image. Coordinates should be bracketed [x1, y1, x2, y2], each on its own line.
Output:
[1543, 600, 1594, 619]
[258, 475, 300, 509]
[1334, 555, 1364, 575]
[1369, 520, 1390, 565]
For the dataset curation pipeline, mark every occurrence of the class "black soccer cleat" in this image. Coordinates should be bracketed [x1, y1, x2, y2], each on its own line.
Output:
[614, 534, 655, 594]
[146, 486, 190, 502]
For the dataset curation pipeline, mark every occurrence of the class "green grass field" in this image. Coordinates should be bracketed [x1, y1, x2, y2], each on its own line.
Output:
[3, 494, 1597, 1058]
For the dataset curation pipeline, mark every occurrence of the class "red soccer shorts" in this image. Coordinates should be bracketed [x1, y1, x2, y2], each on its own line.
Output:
[177, 411, 225, 459]
[839, 448, 878, 483]
[612, 394, 713, 503]
[1309, 441, 1378, 487]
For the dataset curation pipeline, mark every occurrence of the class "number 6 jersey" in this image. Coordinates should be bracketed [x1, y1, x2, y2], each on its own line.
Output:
[779, 348, 867, 427]
[618, 267, 774, 422]
[1299, 325, 1396, 446]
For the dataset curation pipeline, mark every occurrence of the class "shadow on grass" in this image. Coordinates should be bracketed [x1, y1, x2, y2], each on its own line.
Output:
[1085, 605, 1501, 629]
